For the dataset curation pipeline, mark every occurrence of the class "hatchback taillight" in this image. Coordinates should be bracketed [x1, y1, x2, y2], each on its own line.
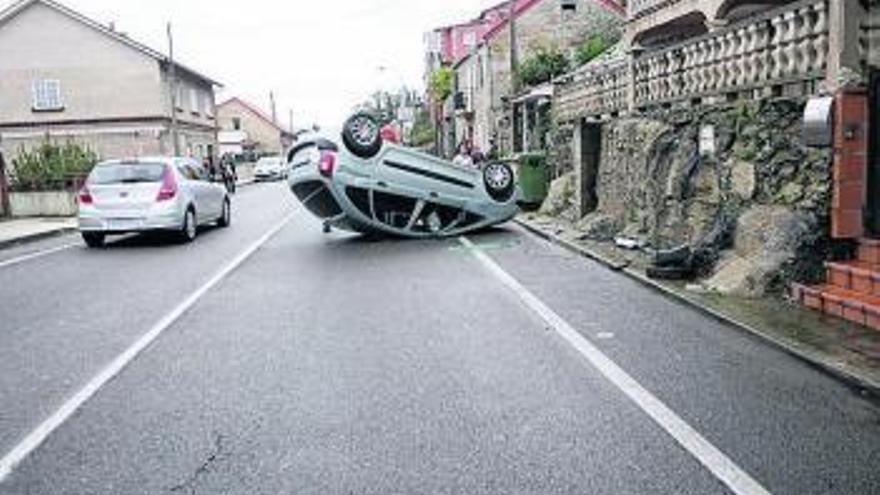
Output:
[319, 151, 337, 178]
[156, 166, 178, 201]
[78, 185, 93, 205]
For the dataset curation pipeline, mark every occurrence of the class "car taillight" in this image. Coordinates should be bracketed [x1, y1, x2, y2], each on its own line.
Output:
[319, 151, 337, 178]
[156, 166, 177, 201]
[78, 185, 93, 205]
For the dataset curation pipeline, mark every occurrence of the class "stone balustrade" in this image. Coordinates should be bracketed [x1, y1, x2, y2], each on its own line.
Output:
[555, 55, 629, 122]
[554, 0, 829, 122]
[634, 0, 828, 106]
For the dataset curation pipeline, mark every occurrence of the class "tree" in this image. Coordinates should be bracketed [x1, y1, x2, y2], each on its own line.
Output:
[517, 46, 570, 88]
[429, 67, 454, 102]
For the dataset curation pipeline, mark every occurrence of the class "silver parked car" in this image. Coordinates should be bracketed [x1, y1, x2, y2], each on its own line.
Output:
[78, 157, 231, 247]
[286, 113, 520, 238]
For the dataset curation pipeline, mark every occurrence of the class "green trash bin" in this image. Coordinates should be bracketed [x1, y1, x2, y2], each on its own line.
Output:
[516, 152, 549, 211]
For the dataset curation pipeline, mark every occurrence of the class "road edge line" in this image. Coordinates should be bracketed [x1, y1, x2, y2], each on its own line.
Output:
[0, 242, 79, 270]
[459, 236, 772, 495]
[0, 211, 295, 484]
[514, 218, 880, 398]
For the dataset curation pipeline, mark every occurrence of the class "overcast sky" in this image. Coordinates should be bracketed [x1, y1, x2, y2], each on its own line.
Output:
[24, 0, 503, 129]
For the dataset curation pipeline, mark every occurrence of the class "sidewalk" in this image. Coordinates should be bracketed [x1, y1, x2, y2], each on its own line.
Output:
[0, 217, 77, 249]
[516, 214, 880, 397]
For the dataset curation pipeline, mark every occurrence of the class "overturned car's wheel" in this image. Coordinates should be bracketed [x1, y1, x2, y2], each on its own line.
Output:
[483, 162, 515, 202]
[342, 112, 382, 159]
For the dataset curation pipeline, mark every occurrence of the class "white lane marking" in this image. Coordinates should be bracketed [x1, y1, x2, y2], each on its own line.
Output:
[0, 212, 295, 483]
[0, 243, 78, 270]
[458, 236, 772, 495]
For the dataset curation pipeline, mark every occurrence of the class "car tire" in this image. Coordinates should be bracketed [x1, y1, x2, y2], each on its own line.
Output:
[180, 208, 197, 243]
[483, 162, 515, 202]
[82, 232, 105, 248]
[217, 198, 231, 228]
[342, 112, 382, 159]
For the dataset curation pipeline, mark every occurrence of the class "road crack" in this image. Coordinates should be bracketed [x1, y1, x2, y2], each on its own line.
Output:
[169, 432, 228, 495]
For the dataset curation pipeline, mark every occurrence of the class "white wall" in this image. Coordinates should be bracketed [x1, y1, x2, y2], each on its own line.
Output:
[0, 2, 166, 123]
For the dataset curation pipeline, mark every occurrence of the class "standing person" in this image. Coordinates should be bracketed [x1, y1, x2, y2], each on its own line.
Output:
[452, 141, 473, 168]
[470, 145, 486, 168]
[221, 155, 237, 194]
[380, 120, 402, 145]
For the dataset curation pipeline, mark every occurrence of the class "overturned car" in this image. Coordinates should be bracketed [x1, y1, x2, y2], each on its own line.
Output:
[287, 113, 520, 238]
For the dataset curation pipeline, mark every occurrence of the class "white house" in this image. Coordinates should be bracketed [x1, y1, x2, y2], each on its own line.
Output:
[0, 0, 222, 163]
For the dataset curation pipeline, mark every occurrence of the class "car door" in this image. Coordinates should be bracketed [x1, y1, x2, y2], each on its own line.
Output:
[180, 160, 212, 221]
[190, 160, 224, 219]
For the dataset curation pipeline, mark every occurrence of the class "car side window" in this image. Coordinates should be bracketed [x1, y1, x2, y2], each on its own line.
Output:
[176, 164, 193, 181]
[188, 162, 208, 182]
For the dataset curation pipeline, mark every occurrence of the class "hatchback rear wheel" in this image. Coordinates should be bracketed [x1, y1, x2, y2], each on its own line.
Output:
[483, 162, 515, 202]
[342, 112, 382, 159]
[180, 208, 197, 243]
[81, 232, 105, 248]
[217, 198, 231, 228]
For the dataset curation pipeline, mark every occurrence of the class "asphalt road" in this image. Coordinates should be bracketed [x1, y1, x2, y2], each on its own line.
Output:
[0, 182, 878, 494]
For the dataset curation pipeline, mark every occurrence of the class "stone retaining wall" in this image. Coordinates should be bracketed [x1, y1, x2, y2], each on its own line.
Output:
[573, 97, 834, 296]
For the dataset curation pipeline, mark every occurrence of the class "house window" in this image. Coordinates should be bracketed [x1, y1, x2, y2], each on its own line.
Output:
[232, 117, 241, 131]
[203, 93, 214, 118]
[175, 85, 185, 110]
[189, 88, 199, 114]
[32, 79, 63, 111]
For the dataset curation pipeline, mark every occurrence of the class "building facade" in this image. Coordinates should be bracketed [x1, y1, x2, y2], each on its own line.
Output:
[216, 97, 295, 157]
[0, 0, 220, 165]
[432, 0, 624, 157]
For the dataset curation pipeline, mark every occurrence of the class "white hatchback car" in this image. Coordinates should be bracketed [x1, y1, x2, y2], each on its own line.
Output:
[253, 156, 286, 181]
[78, 157, 231, 247]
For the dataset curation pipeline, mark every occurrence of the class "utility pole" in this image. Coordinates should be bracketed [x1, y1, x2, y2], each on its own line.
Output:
[509, 0, 518, 94]
[167, 22, 180, 156]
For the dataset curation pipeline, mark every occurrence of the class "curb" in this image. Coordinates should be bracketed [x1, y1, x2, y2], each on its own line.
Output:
[0, 225, 77, 251]
[515, 217, 880, 399]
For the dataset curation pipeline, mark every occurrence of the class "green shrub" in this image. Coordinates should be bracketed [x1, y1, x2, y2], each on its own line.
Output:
[517, 46, 570, 88]
[574, 33, 618, 67]
[11, 140, 97, 191]
[430, 67, 454, 102]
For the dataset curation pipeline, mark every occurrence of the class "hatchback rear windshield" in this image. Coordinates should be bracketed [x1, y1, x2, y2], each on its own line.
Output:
[88, 162, 167, 185]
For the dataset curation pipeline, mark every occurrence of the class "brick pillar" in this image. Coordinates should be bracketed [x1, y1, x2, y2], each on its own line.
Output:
[832, 90, 869, 239]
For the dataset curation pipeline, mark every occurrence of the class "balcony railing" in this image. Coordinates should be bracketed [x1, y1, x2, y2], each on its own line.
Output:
[634, 0, 828, 106]
[554, 0, 829, 122]
[556, 55, 629, 122]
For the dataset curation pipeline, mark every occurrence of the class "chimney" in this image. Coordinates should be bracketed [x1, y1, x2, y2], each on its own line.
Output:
[270, 91, 278, 124]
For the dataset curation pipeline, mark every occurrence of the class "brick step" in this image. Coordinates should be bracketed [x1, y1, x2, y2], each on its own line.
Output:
[858, 238, 880, 264]
[791, 283, 880, 331]
[825, 260, 880, 296]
